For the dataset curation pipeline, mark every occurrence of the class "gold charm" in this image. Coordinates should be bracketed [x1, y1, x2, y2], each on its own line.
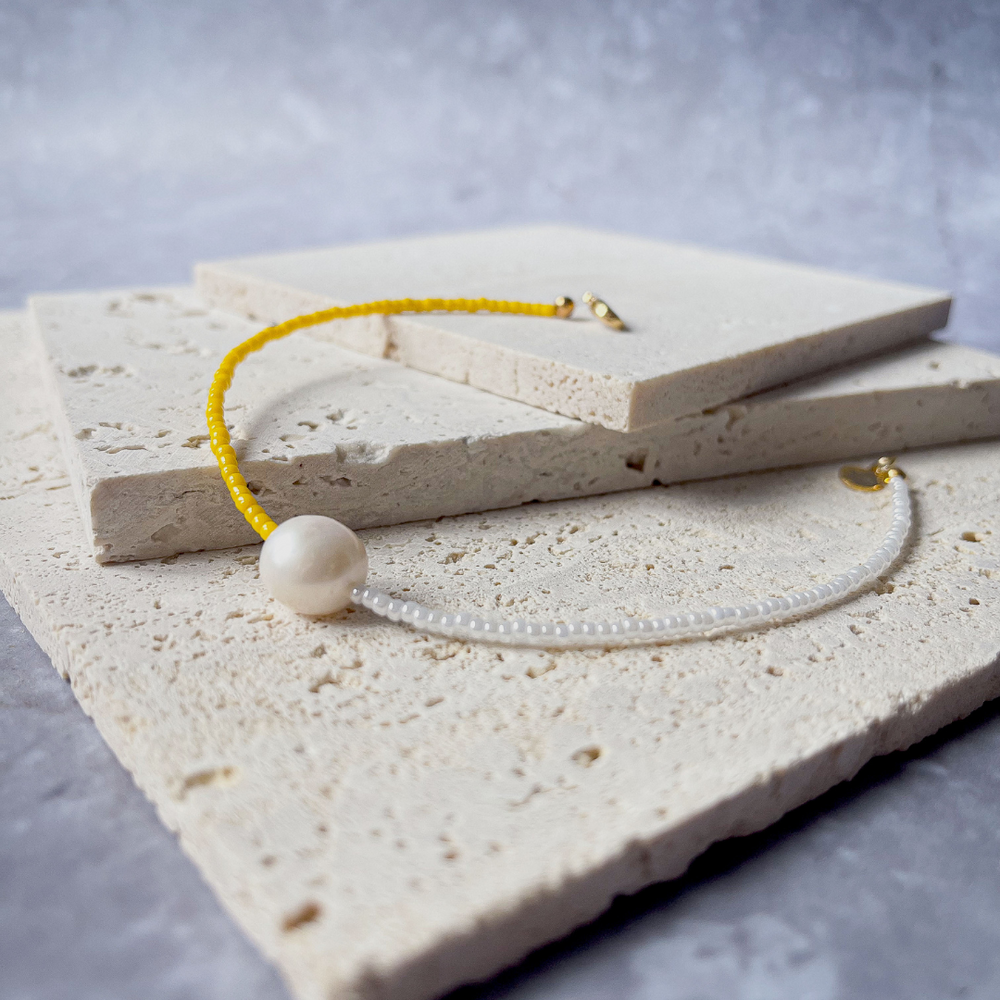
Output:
[839, 457, 906, 491]
[582, 291, 627, 331]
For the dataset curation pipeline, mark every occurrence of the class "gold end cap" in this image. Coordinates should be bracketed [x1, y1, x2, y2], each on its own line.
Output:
[554, 295, 575, 319]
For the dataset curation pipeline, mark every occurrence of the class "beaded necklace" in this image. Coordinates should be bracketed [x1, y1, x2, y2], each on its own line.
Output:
[207, 296, 909, 647]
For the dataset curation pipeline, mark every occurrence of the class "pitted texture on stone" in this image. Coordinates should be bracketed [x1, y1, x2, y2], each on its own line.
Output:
[195, 226, 952, 430]
[31, 288, 1000, 564]
[3, 307, 1000, 1000]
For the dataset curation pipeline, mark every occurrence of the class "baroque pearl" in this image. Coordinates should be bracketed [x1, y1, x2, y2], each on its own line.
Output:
[259, 515, 368, 615]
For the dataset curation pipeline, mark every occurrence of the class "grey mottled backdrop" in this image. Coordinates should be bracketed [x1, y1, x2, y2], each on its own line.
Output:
[3, 0, 1000, 350]
[2, 3, 1000, 1000]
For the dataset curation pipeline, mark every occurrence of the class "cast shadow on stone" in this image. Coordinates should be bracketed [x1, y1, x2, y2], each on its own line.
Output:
[443, 690, 1000, 1000]
[233, 367, 406, 460]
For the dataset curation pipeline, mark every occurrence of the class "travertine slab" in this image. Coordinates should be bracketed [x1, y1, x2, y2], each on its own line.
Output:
[195, 225, 952, 431]
[31, 288, 1000, 564]
[3, 307, 1000, 1000]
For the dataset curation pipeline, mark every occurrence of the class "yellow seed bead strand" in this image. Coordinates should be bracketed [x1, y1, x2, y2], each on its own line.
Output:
[207, 297, 559, 540]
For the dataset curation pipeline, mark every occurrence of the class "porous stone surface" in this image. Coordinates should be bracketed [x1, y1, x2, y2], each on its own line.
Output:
[194, 226, 952, 431]
[31, 287, 1000, 564]
[4, 308, 1000, 1000]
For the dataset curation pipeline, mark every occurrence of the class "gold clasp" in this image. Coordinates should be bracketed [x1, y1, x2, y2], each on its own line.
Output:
[582, 291, 627, 331]
[839, 456, 906, 491]
[553, 293, 628, 330]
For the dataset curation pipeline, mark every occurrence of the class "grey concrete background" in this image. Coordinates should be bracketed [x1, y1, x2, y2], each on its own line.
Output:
[2, 1, 1000, 998]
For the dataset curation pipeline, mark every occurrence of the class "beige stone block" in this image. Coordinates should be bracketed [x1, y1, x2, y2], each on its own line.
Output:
[3, 307, 1000, 1000]
[31, 287, 1000, 564]
[195, 225, 951, 430]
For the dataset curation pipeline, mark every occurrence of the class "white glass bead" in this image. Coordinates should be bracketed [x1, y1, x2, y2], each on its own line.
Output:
[330, 474, 910, 645]
[259, 515, 368, 615]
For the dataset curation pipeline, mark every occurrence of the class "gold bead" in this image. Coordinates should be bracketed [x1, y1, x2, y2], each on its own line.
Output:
[554, 296, 575, 319]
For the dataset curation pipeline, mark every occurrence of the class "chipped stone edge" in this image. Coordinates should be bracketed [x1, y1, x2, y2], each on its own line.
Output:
[364, 653, 1000, 1000]
[27, 320, 101, 559]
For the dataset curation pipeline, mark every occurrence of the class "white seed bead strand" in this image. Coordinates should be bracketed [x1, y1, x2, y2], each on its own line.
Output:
[351, 475, 910, 647]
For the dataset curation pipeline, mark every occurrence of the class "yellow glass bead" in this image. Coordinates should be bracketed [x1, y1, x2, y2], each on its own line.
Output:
[208, 293, 563, 541]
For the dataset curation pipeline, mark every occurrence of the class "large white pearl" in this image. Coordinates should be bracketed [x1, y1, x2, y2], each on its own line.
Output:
[259, 515, 368, 615]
